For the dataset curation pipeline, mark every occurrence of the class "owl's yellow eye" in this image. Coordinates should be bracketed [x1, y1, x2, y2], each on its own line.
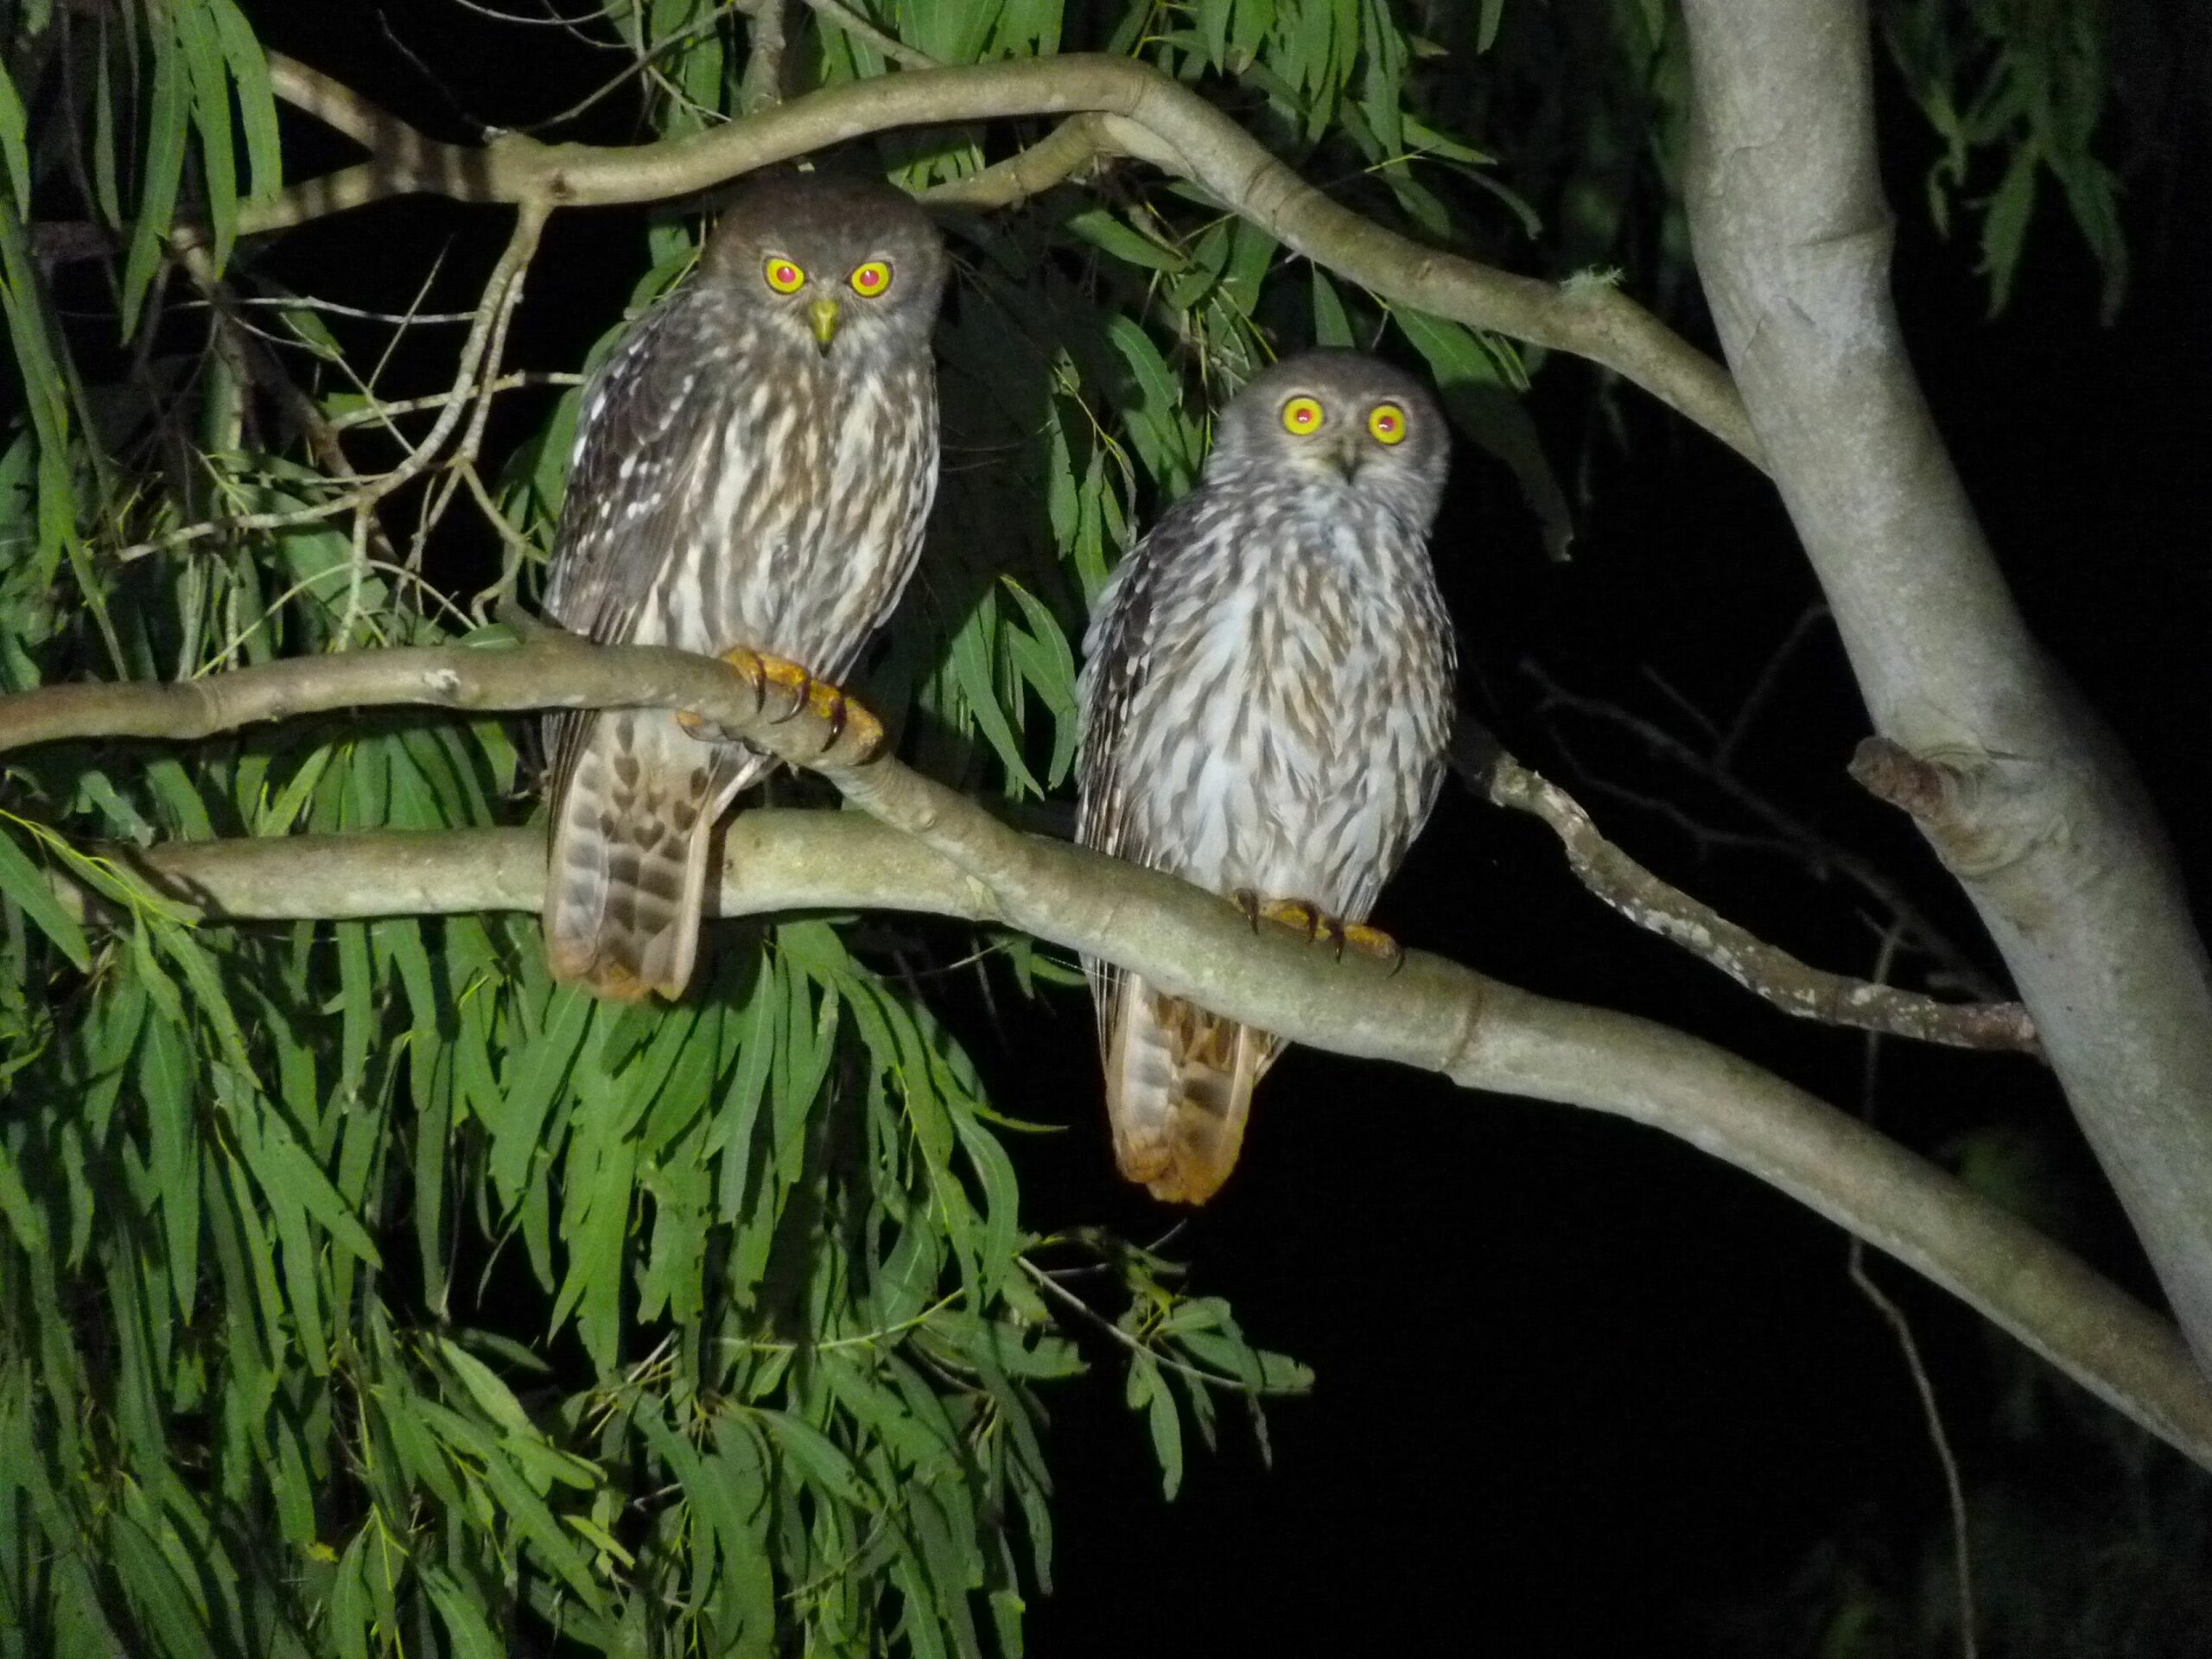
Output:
[1281, 396, 1325, 435]
[763, 257, 808, 295]
[849, 260, 893, 297]
[1367, 402, 1409, 445]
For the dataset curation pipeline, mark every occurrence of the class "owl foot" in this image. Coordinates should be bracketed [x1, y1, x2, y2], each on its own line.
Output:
[679, 648, 885, 764]
[1230, 891, 1402, 969]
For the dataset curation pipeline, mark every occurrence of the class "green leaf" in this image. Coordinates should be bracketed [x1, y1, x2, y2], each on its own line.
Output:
[0, 817, 91, 969]
[756, 1408, 874, 1510]
[209, 0, 283, 203]
[421, 1566, 505, 1659]
[121, 28, 191, 335]
[438, 1338, 539, 1440]
[1064, 207, 1185, 273]
[491, 982, 591, 1206]
[1310, 267, 1355, 348]
[945, 587, 1044, 797]
[176, 0, 238, 273]
[0, 60, 30, 212]
[1394, 306, 1573, 561]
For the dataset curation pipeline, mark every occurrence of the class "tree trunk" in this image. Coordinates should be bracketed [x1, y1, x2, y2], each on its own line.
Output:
[1677, 0, 2212, 1366]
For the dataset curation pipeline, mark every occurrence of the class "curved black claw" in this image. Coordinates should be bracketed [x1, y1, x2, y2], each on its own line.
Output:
[1231, 888, 1262, 933]
[819, 689, 849, 754]
[768, 669, 813, 725]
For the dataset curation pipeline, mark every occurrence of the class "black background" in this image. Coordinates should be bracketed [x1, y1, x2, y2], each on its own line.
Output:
[233, 4, 2212, 1650]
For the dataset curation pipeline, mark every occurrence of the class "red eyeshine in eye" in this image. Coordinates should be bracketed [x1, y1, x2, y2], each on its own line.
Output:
[776, 265, 796, 283]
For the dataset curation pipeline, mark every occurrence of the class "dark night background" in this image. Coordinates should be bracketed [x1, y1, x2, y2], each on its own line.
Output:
[232, 4, 2212, 1651]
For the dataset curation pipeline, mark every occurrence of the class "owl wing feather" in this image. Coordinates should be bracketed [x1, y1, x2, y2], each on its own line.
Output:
[540, 290, 768, 1000]
[1076, 512, 1283, 1205]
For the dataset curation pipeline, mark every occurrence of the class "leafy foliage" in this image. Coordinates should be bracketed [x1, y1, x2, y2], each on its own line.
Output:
[0, 0, 2155, 1653]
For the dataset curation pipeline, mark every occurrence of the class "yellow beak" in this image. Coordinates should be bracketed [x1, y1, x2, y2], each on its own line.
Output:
[809, 297, 841, 353]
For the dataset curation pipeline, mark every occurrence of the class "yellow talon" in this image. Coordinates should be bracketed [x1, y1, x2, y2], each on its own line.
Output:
[1234, 893, 1402, 969]
[1254, 897, 1324, 941]
[677, 646, 883, 763]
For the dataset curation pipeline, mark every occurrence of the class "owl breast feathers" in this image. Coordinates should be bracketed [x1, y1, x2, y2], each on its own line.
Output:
[1076, 349, 1459, 1204]
[540, 171, 948, 1001]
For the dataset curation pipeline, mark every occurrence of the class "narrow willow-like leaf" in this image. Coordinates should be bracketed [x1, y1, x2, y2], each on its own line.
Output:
[0, 817, 90, 969]
[491, 982, 591, 1207]
[0, 60, 29, 212]
[175, 0, 238, 272]
[120, 26, 190, 336]
[1394, 305, 1573, 561]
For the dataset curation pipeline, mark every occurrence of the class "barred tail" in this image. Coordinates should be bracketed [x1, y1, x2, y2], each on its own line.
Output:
[543, 710, 717, 1001]
[1102, 976, 1276, 1206]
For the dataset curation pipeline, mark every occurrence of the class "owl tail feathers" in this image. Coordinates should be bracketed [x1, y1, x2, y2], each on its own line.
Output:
[543, 717, 717, 1002]
[1103, 979, 1275, 1206]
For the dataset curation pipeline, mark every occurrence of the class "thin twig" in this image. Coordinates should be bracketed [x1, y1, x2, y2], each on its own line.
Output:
[324, 372, 583, 429]
[113, 205, 547, 565]
[738, 0, 791, 113]
[1848, 932, 1977, 1659]
[798, 0, 938, 69]
[1016, 1259, 1293, 1395]
[1526, 660, 2009, 1003]
[1453, 721, 2039, 1055]
[415, 204, 548, 550]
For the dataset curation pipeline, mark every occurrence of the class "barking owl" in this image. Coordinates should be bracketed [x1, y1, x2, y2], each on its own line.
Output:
[1076, 350, 1457, 1204]
[541, 172, 948, 1000]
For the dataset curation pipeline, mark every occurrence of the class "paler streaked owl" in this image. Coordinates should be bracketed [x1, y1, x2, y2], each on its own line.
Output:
[1076, 350, 1457, 1205]
[541, 171, 948, 1000]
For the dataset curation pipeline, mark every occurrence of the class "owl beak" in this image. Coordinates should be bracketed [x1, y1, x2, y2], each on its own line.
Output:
[808, 297, 841, 353]
[1330, 433, 1363, 481]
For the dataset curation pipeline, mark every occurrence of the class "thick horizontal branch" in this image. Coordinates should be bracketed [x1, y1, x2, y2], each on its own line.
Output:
[6, 639, 2209, 1469]
[0, 635, 886, 774]
[251, 51, 1760, 467]
[1454, 726, 2039, 1054]
[84, 815, 982, 927]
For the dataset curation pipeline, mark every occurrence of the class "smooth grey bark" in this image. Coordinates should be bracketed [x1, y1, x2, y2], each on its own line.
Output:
[1678, 0, 2212, 1363]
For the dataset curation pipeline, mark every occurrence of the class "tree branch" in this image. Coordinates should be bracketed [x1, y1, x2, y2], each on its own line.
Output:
[1452, 723, 2040, 1055]
[5, 640, 2209, 1469]
[1527, 659, 2012, 1005]
[245, 52, 1760, 467]
[1679, 0, 2212, 1369]
[116, 203, 549, 564]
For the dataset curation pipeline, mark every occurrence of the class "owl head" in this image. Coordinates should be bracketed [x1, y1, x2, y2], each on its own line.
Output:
[702, 170, 949, 359]
[1209, 349, 1449, 527]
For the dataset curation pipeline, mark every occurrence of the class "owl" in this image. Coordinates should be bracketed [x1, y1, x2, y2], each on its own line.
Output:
[1076, 350, 1458, 1204]
[541, 171, 948, 1000]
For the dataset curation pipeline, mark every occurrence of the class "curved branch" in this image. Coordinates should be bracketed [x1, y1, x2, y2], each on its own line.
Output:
[1454, 725, 2040, 1055]
[5, 641, 2208, 1469]
[249, 52, 1760, 466]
